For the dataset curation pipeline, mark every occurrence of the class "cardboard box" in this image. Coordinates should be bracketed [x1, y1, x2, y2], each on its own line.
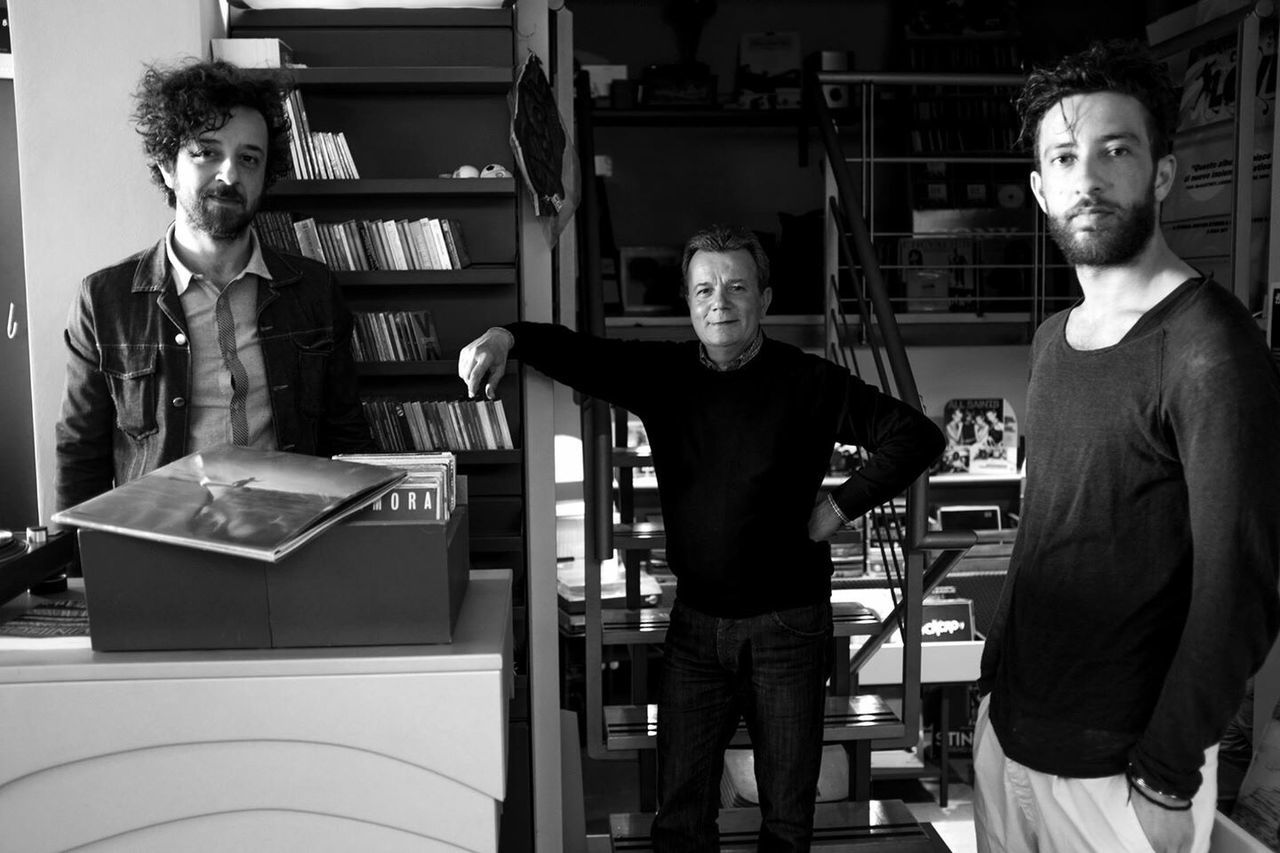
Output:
[79, 508, 469, 651]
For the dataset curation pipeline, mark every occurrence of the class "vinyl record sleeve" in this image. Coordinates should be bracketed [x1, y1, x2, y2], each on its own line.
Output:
[52, 446, 405, 563]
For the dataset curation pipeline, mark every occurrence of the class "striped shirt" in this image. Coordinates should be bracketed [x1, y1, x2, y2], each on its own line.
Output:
[166, 224, 276, 453]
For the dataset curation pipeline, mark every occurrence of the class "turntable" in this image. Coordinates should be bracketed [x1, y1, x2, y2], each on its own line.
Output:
[0, 527, 76, 605]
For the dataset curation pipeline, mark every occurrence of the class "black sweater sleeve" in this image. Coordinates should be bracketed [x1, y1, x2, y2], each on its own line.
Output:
[1129, 315, 1280, 798]
[827, 370, 945, 520]
[504, 321, 678, 417]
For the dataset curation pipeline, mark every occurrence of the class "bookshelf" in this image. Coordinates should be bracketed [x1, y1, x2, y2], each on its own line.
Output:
[228, 7, 556, 849]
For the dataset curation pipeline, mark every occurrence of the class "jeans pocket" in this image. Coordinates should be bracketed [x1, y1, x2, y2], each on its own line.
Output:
[769, 602, 831, 638]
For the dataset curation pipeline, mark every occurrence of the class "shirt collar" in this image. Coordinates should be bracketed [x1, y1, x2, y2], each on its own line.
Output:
[166, 222, 273, 295]
[699, 328, 764, 372]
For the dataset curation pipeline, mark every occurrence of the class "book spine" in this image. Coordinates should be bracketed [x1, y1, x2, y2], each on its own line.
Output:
[442, 218, 471, 269]
[396, 219, 423, 270]
[382, 220, 408, 270]
[426, 218, 454, 270]
[409, 219, 434, 271]
[336, 132, 360, 180]
[293, 218, 325, 263]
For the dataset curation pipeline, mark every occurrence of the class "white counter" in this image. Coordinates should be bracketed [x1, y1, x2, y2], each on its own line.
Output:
[0, 569, 513, 853]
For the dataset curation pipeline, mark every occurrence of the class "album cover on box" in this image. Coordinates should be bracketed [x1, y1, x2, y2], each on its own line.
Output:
[52, 446, 405, 563]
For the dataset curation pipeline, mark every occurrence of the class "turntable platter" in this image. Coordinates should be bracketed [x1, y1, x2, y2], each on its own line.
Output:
[0, 530, 27, 563]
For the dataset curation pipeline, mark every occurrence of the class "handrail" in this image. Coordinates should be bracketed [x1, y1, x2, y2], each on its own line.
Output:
[574, 71, 626, 761]
[810, 69, 1011, 749]
[819, 70, 1024, 88]
[812, 72, 935, 550]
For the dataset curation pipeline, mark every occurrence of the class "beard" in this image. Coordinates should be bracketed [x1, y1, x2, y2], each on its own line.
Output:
[182, 185, 259, 241]
[1046, 186, 1157, 267]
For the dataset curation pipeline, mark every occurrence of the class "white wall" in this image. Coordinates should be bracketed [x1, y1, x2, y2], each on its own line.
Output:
[854, 344, 1031, 429]
[10, 0, 224, 522]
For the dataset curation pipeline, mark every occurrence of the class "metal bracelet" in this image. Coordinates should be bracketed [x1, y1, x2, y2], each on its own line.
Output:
[1126, 768, 1193, 811]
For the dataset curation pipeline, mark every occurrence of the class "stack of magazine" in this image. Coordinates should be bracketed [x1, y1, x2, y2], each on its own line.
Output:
[50, 446, 406, 562]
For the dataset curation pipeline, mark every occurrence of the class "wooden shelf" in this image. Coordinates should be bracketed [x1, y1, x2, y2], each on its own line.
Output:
[355, 358, 520, 378]
[269, 177, 515, 197]
[280, 65, 512, 92]
[229, 8, 512, 29]
[334, 266, 517, 286]
[355, 361, 454, 377]
[457, 449, 523, 465]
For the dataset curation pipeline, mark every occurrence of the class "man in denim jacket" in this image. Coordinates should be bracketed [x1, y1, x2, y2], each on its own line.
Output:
[55, 60, 371, 512]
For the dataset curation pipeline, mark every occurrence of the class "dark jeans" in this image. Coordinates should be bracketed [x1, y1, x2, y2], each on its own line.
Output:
[651, 598, 833, 853]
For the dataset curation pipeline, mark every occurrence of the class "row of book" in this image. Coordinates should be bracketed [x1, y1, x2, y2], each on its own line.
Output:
[335, 452, 457, 522]
[902, 38, 1022, 74]
[284, 90, 360, 180]
[363, 397, 514, 454]
[902, 90, 1019, 154]
[352, 310, 442, 363]
[254, 211, 472, 271]
[909, 124, 1019, 155]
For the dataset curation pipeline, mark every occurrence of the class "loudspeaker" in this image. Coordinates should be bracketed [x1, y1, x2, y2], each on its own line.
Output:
[934, 568, 1007, 639]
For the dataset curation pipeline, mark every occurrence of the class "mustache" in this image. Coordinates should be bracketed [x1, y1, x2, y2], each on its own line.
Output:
[202, 186, 245, 203]
[1067, 199, 1119, 218]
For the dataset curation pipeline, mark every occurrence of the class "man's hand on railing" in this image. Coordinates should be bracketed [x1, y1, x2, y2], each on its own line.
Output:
[459, 326, 515, 400]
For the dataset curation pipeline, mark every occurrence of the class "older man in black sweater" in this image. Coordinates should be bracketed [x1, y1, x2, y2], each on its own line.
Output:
[460, 225, 942, 852]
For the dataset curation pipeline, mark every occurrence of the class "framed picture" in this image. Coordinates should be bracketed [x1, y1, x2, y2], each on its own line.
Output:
[619, 246, 684, 314]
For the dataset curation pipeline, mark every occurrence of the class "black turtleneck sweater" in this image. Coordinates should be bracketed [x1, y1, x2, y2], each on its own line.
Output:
[506, 322, 944, 617]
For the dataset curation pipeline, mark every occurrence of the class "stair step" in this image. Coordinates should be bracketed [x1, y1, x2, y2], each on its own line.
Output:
[614, 522, 666, 550]
[613, 448, 654, 468]
[609, 799, 948, 851]
[604, 694, 905, 751]
[613, 522, 862, 552]
[559, 602, 882, 644]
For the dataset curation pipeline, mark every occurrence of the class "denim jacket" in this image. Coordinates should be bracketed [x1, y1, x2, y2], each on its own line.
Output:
[55, 238, 374, 511]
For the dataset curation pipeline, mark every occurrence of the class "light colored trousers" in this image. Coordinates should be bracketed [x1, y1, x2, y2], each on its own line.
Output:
[973, 695, 1218, 853]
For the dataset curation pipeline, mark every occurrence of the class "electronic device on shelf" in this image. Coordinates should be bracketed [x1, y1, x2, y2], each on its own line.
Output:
[0, 527, 77, 605]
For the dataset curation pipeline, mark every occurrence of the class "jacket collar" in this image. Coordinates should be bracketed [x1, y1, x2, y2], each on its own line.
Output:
[132, 229, 305, 294]
[698, 328, 765, 372]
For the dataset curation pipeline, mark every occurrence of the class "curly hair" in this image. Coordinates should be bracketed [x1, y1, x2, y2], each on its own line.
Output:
[680, 224, 771, 294]
[1016, 40, 1179, 163]
[132, 59, 293, 206]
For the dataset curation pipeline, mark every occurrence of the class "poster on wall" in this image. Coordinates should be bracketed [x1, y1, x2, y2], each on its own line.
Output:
[937, 398, 1018, 476]
[1154, 13, 1277, 309]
